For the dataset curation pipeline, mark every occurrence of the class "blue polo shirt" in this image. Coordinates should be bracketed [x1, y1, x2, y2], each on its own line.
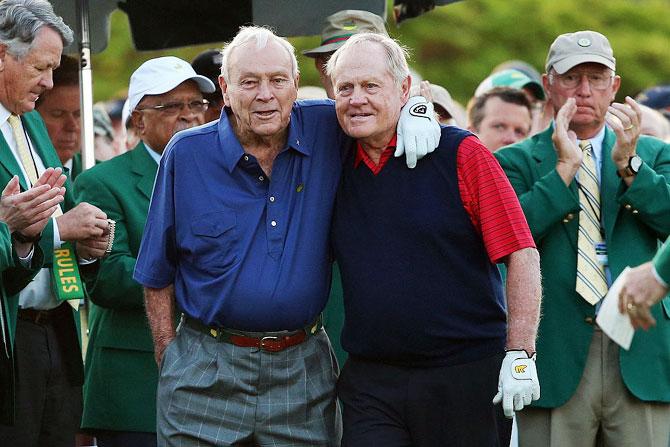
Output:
[133, 100, 346, 331]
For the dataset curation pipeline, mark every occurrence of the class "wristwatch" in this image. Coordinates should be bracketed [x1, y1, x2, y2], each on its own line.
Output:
[617, 155, 642, 178]
[11, 231, 42, 243]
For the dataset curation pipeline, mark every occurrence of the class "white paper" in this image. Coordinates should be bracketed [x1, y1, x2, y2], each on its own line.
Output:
[596, 267, 634, 350]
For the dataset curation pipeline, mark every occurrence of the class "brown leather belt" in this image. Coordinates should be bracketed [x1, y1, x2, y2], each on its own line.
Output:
[17, 304, 69, 325]
[183, 315, 321, 353]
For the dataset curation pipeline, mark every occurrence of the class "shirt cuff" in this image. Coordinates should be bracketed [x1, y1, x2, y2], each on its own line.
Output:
[17, 244, 35, 267]
[52, 216, 63, 249]
[652, 264, 669, 288]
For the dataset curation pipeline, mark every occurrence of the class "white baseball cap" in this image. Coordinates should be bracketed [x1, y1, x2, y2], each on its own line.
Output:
[127, 56, 216, 115]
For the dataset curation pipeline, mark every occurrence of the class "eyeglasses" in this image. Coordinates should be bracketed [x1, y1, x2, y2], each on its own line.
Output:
[137, 99, 209, 115]
[551, 71, 614, 90]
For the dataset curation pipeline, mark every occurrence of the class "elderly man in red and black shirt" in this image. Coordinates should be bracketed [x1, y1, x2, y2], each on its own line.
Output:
[326, 33, 542, 447]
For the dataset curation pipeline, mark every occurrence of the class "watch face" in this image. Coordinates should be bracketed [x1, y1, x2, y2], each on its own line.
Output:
[630, 156, 643, 172]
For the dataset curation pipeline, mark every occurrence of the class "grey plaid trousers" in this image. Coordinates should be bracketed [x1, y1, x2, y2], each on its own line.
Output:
[157, 322, 341, 446]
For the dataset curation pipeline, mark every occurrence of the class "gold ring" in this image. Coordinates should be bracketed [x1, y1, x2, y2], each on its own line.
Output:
[626, 302, 638, 313]
[624, 124, 634, 131]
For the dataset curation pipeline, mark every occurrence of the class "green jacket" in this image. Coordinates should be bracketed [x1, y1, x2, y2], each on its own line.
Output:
[74, 142, 159, 432]
[69, 152, 83, 181]
[495, 126, 670, 408]
[0, 111, 79, 424]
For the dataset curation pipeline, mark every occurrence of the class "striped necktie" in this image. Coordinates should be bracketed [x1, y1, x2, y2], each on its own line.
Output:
[7, 114, 63, 218]
[8, 114, 39, 185]
[576, 140, 608, 305]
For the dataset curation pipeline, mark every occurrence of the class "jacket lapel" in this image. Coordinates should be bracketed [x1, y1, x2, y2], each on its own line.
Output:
[600, 127, 619, 240]
[130, 142, 158, 201]
[0, 134, 27, 190]
[22, 112, 62, 169]
[532, 127, 580, 196]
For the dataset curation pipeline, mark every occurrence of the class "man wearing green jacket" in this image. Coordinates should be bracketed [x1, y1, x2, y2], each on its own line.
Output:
[74, 56, 214, 447]
[495, 30, 670, 447]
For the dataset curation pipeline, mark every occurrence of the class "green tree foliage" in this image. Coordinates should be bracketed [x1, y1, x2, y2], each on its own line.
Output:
[91, 0, 670, 105]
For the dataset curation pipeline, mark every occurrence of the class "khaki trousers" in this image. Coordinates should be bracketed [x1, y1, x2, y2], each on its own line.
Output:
[517, 328, 670, 447]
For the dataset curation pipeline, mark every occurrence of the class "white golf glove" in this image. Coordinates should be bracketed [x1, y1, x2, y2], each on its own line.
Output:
[492, 350, 540, 418]
[395, 95, 441, 168]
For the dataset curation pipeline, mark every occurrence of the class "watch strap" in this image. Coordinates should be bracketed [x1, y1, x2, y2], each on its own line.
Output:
[616, 155, 640, 178]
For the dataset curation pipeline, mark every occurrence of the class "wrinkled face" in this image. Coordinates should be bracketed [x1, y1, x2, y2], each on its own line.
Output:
[221, 39, 298, 141]
[473, 96, 531, 152]
[543, 62, 620, 138]
[133, 80, 206, 153]
[0, 27, 63, 115]
[37, 84, 81, 163]
[314, 53, 335, 99]
[331, 41, 409, 148]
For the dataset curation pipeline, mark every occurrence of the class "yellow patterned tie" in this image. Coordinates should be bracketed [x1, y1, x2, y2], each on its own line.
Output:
[8, 114, 38, 185]
[7, 114, 62, 218]
[576, 140, 608, 305]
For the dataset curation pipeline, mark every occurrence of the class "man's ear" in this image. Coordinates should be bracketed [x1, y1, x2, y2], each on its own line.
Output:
[131, 110, 144, 134]
[541, 73, 552, 102]
[400, 74, 411, 105]
[611, 75, 621, 100]
[0, 43, 7, 71]
[219, 75, 229, 106]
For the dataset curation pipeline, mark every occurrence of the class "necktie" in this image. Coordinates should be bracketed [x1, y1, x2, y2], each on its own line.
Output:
[8, 114, 38, 185]
[576, 140, 608, 305]
[7, 114, 63, 218]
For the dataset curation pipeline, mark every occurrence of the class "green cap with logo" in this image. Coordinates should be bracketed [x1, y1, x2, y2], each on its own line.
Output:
[475, 69, 545, 101]
[303, 10, 388, 58]
[545, 30, 616, 74]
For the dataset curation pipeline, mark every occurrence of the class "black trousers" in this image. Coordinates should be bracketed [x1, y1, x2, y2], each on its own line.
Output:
[0, 304, 83, 447]
[338, 353, 504, 447]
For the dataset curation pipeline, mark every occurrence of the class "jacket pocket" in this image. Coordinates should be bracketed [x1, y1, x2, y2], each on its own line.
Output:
[189, 209, 239, 272]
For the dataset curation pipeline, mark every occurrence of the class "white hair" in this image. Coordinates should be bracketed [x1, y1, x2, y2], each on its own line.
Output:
[0, 0, 73, 59]
[326, 32, 410, 86]
[220, 26, 299, 82]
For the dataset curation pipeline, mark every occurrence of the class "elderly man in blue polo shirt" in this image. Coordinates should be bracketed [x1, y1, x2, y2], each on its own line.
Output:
[133, 26, 439, 446]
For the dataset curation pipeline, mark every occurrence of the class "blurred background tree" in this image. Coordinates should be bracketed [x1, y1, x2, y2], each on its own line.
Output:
[89, 0, 670, 105]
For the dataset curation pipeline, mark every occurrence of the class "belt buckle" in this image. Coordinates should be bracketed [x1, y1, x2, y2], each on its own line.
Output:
[260, 336, 282, 353]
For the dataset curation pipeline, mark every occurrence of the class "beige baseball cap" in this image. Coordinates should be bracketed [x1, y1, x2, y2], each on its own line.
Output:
[303, 10, 388, 58]
[545, 30, 616, 74]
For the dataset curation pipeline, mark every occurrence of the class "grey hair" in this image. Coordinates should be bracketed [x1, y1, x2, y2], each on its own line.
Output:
[220, 26, 299, 82]
[0, 0, 73, 59]
[326, 33, 410, 86]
